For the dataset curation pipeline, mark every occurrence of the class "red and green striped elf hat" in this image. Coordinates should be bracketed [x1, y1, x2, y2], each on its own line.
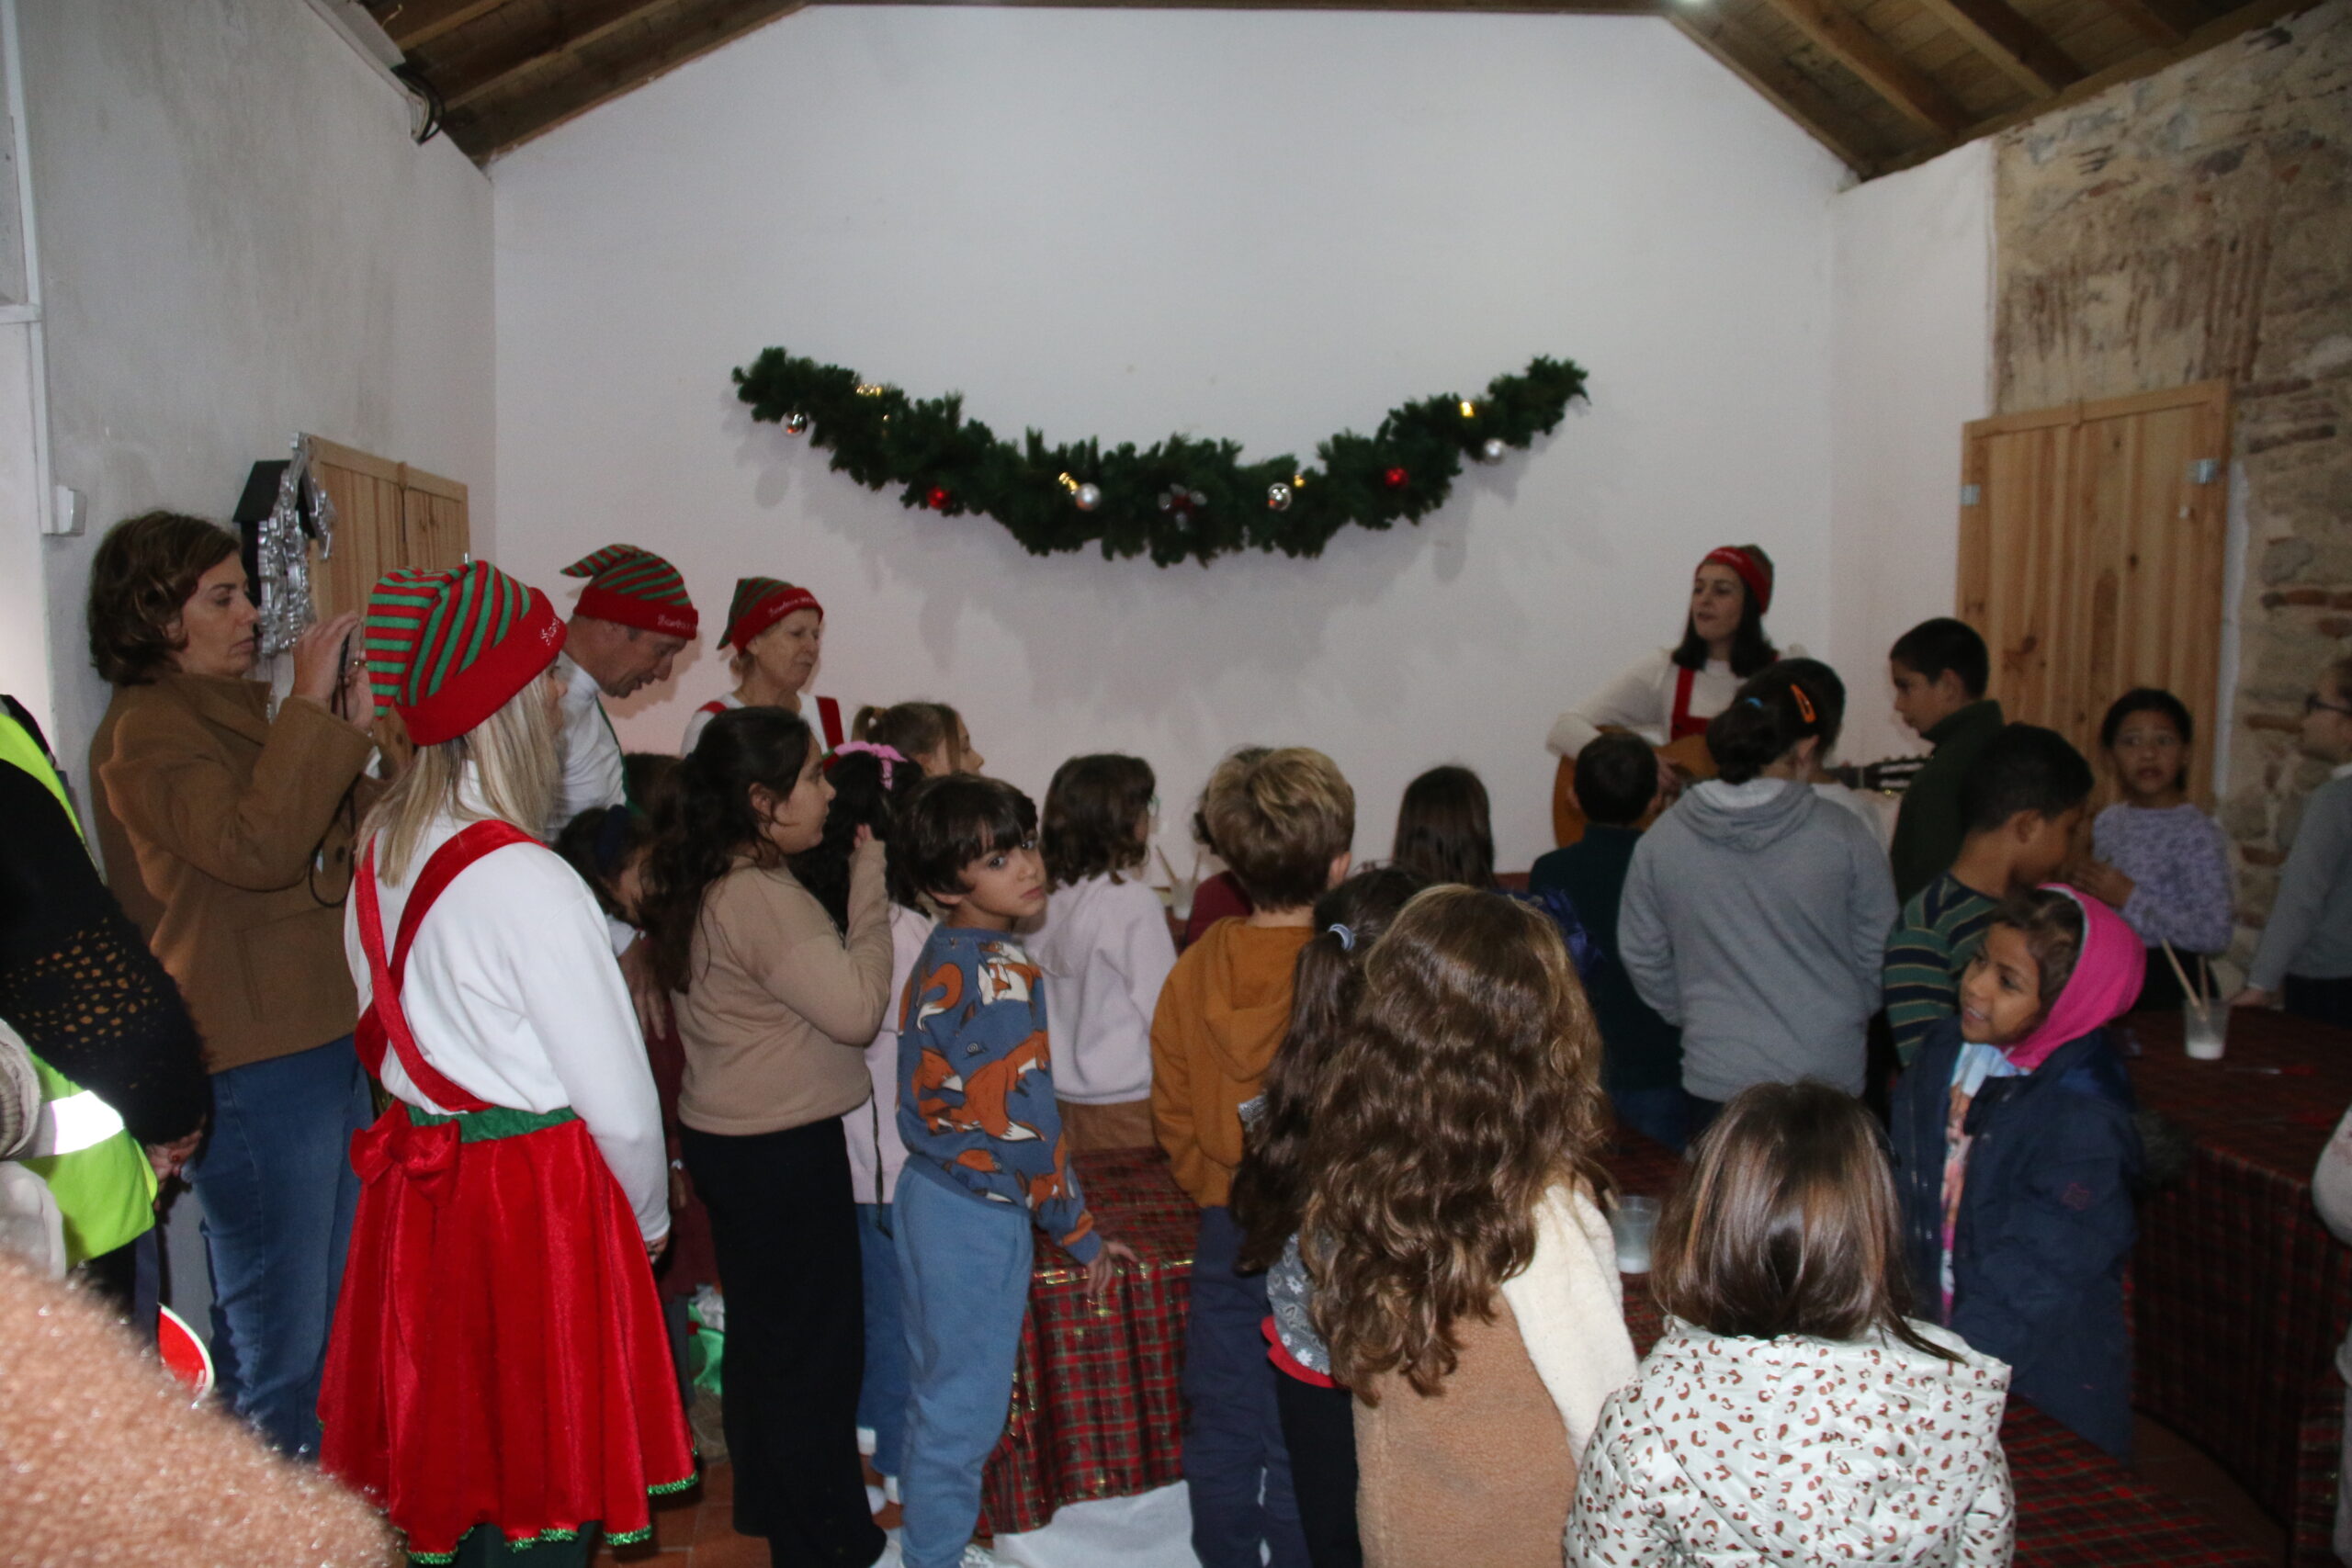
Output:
[364, 563, 568, 746]
[720, 576, 824, 650]
[562, 545, 699, 640]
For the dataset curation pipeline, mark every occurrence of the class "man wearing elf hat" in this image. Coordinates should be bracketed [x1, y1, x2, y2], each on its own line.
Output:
[322, 561, 690, 1565]
[551, 545, 699, 836]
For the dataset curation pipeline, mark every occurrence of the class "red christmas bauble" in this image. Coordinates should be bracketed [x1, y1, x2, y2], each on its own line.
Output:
[926, 486, 951, 510]
[1382, 466, 1408, 490]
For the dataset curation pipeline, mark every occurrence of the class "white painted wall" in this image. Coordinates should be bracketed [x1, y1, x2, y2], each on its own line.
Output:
[1825, 140, 1994, 767]
[495, 6, 1846, 874]
[17, 0, 496, 785]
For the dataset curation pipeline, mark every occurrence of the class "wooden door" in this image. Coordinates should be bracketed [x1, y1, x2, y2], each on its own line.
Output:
[1958, 382, 2232, 804]
[301, 437, 471, 615]
[400, 463, 470, 574]
[305, 436, 408, 621]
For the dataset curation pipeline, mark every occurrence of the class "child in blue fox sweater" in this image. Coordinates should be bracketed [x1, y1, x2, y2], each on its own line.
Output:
[895, 773, 1136, 1568]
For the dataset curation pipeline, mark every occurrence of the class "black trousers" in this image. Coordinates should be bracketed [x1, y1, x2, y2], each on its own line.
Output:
[2286, 974, 2352, 1032]
[682, 1119, 884, 1568]
[1274, 1371, 1362, 1568]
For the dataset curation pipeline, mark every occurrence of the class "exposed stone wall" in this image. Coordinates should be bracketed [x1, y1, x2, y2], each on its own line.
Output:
[1993, 1, 2352, 975]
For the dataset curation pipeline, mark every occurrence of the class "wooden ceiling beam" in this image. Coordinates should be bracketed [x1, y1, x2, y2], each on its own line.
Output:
[431, 0, 675, 110]
[448, 0, 809, 159]
[1668, 7, 1885, 173]
[1746, 0, 1972, 137]
[2090, 0, 2199, 44]
[1908, 0, 2082, 96]
[364, 0, 508, 51]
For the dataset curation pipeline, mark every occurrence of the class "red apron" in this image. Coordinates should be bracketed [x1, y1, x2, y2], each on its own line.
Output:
[320, 823, 694, 1562]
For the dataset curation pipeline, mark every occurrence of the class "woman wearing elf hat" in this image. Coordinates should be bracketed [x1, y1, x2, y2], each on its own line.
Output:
[1546, 545, 1782, 805]
[320, 561, 692, 1566]
[552, 545, 700, 834]
[680, 577, 846, 758]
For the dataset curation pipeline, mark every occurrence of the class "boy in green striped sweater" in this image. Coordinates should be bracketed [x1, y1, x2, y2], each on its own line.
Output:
[1883, 724, 2092, 1065]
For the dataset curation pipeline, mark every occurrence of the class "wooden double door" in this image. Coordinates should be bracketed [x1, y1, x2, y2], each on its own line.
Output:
[1958, 380, 2233, 803]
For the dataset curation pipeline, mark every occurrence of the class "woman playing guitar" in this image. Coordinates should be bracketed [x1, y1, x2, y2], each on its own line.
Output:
[1546, 545, 1780, 843]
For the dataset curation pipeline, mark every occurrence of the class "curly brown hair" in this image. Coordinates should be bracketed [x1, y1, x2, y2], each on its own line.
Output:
[86, 511, 242, 685]
[1303, 886, 1612, 1399]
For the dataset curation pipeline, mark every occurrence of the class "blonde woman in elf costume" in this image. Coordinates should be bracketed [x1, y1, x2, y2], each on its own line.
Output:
[321, 562, 693, 1567]
[680, 577, 847, 757]
[551, 544, 699, 834]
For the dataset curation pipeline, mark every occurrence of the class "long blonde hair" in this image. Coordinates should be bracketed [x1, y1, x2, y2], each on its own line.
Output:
[364, 673, 560, 882]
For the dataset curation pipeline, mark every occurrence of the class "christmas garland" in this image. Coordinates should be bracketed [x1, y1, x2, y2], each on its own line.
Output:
[731, 348, 1589, 567]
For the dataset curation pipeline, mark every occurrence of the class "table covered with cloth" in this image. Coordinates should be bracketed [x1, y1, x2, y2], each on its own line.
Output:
[988, 1129, 2265, 1564]
[2125, 1006, 2352, 1564]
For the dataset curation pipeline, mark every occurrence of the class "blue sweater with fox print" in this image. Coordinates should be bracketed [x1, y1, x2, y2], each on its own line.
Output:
[896, 925, 1102, 1262]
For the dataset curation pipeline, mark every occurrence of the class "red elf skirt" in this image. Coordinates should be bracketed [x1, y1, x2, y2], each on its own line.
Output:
[320, 1102, 695, 1562]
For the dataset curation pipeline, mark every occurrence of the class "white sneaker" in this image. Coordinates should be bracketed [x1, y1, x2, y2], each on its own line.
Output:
[959, 1544, 1001, 1567]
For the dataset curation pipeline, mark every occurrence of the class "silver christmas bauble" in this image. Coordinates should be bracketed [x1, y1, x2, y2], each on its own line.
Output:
[1157, 491, 1175, 513]
[783, 412, 810, 435]
[1480, 437, 1507, 464]
[1189, 488, 1208, 508]
[1266, 483, 1294, 512]
[1074, 482, 1102, 512]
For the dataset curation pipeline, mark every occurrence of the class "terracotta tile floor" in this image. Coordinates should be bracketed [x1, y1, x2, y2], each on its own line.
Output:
[589, 1459, 906, 1567]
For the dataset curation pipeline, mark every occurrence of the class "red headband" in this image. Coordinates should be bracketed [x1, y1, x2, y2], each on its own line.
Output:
[1701, 546, 1772, 616]
[723, 583, 824, 650]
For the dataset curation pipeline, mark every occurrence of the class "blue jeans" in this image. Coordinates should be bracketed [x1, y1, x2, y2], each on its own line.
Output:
[856, 1201, 910, 1477]
[894, 1165, 1032, 1568]
[1185, 1206, 1308, 1568]
[187, 1035, 370, 1457]
[1608, 1085, 1692, 1155]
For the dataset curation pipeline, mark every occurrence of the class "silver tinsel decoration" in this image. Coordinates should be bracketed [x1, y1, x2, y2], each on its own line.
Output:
[254, 435, 337, 658]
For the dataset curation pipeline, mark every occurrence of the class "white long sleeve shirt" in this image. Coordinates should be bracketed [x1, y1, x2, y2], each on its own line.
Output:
[347, 795, 669, 1244]
[1028, 872, 1178, 1105]
[550, 654, 627, 838]
[1547, 648, 1739, 758]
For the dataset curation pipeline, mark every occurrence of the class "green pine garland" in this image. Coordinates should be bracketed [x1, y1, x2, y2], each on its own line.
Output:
[731, 349, 1589, 567]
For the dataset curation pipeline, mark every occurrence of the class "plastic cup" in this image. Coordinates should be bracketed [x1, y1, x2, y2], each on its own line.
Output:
[1610, 1195, 1662, 1274]
[2183, 1002, 2229, 1061]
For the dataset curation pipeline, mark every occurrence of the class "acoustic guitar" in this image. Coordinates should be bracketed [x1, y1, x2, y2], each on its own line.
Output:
[1550, 732, 1715, 848]
[1550, 738, 1928, 847]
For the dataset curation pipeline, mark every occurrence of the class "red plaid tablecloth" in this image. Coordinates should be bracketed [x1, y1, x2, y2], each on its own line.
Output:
[978, 1146, 1198, 1536]
[2124, 1008, 2352, 1562]
[1600, 1127, 2261, 1566]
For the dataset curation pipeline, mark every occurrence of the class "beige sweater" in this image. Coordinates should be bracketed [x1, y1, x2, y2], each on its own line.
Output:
[676, 840, 893, 1136]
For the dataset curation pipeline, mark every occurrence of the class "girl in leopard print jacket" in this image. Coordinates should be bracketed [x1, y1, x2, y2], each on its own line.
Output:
[1566, 1082, 2014, 1567]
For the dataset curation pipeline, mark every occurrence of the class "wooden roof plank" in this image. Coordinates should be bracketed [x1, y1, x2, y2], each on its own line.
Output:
[1876, 0, 2312, 173]
[1909, 0, 2085, 93]
[1745, 0, 1974, 134]
[2092, 0, 2198, 42]
[1667, 6, 1887, 171]
[365, 0, 511, 50]
[451, 0, 811, 159]
[434, 0, 676, 110]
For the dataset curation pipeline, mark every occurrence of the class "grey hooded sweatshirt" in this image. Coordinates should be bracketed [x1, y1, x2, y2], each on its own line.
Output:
[1619, 778, 1897, 1100]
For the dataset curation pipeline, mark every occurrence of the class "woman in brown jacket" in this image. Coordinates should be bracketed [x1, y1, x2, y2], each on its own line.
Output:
[1304, 888, 1636, 1568]
[85, 511, 379, 1458]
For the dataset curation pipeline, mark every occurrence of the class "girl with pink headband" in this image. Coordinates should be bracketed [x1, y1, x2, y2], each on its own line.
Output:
[1889, 884, 2146, 1459]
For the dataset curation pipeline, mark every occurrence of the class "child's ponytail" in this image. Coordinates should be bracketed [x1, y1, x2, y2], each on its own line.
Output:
[1705, 661, 1836, 784]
